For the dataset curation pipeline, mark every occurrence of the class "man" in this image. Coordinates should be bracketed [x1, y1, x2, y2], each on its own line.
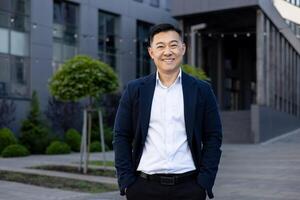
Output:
[113, 23, 222, 200]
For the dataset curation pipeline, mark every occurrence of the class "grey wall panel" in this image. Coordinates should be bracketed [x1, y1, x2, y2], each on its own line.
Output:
[172, 0, 258, 17]
[30, 59, 53, 109]
[251, 105, 300, 142]
[118, 16, 137, 88]
[31, 44, 53, 60]
[31, 0, 53, 26]
[221, 110, 252, 143]
[31, 26, 53, 46]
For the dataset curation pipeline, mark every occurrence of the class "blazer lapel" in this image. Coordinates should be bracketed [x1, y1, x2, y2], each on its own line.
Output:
[139, 73, 156, 145]
[182, 72, 197, 146]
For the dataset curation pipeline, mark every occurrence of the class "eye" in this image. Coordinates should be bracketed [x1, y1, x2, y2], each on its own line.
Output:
[170, 44, 178, 48]
[157, 45, 164, 49]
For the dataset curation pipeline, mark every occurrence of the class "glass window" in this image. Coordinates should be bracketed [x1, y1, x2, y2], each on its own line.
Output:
[0, 11, 10, 28]
[53, 42, 63, 62]
[10, 30, 29, 56]
[0, 56, 9, 96]
[0, 1, 10, 12]
[11, 0, 30, 15]
[53, 0, 79, 68]
[0, 56, 10, 84]
[63, 43, 77, 60]
[11, 56, 29, 96]
[136, 20, 153, 78]
[98, 11, 118, 69]
[10, 14, 29, 32]
[0, 0, 30, 97]
[53, 23, 64, 39]
[54, 1, 63, 24]
[53, 0, 78, 27]
[0, 28, 9, 54]
[150, 0, 160, 7]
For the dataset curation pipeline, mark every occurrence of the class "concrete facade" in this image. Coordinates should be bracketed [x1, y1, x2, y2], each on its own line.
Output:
[171, 0, 300, 143]
[2, 0, 176, 133]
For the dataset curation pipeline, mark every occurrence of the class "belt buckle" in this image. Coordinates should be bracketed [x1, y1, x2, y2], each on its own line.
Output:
[160, 176, 175, 185]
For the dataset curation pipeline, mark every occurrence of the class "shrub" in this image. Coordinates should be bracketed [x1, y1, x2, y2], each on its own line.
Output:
[1, 144, 30, 157]
[90, 141, 101, 152]
[90, 141, 109, 152]
[65, 129, 81, 152]
[90, 111, 113, 151]
[20, 121, 52, 154]
[0, 128, 17, 153]
[0, 98, 16, 129]
[20, 91, 52, 154]
[46, 141, 71, 155]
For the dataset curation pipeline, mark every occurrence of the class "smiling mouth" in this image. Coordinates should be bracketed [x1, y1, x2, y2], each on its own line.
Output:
[162, 58, 175, 63]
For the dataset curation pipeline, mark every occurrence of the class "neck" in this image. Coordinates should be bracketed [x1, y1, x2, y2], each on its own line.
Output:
[157, 68, 180, 87]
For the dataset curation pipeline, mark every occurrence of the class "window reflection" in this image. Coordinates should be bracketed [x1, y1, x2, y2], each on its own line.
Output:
[136, 20, 153, 78]
[0, 0, 30, 97]
[53, 0, 79, 71]
[98, 11, 118, 69]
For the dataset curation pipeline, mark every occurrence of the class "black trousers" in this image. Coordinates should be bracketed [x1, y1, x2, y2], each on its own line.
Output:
[126, 177, 206, 200]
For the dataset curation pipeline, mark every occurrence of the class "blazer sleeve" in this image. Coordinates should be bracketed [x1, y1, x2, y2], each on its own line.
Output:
[197, 84, 222, 199]
[113, 83, 137, 196]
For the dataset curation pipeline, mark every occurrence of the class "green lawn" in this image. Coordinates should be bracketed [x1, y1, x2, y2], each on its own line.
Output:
[31, 165, 116, 177]
[88, 160, 115, 167]
[0, 170, 118, 193]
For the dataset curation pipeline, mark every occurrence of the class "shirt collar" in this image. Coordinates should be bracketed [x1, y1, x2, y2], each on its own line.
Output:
[156, 68, 182, 88]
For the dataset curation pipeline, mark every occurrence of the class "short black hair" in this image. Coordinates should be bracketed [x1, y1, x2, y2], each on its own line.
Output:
[148, 23, 182, 46]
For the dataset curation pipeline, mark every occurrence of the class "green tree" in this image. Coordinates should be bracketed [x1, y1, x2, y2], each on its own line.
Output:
[182, 64, 210, 81]
[48, 55, 119, 173]
[20, 91, 52, 154]
[49, 55, 119, 103]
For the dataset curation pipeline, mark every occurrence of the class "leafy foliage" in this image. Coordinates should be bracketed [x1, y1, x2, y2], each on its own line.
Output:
[20, 91, 52, 154]
[0, 128, 17, 153]
[1, 144, 30, 157]
[90, 141, 109, 152]
[98, 93, 121, 128]
[46, 141, 71, 155]
[65, 128, 81, 152]
[182, 64, 210, 81]
[45, 97, 82, 134]
[91, 121, 114, 150]
[90, 141, 101, 152]
[49, 55, 119, 102]
[0, 98, 16, 128]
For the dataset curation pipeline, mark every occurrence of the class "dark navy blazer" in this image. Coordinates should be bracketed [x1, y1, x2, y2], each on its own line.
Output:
[113, 72, 222, 199]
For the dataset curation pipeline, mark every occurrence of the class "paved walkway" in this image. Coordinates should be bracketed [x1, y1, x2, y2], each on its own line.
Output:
[1, 129, 300, 200]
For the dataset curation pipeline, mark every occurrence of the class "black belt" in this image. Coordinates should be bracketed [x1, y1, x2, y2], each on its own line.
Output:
[139, 171, 197, 186]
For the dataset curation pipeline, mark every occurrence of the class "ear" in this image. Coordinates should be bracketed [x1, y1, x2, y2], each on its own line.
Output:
[181, 43, 186, 56]
[148, 47, 154, 59]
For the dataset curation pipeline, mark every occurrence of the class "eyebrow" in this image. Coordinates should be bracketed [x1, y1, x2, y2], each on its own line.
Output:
[154, 40, 179, 46]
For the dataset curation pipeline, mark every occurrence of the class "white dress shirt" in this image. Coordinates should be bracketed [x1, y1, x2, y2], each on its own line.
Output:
[137, 69, 196, 174]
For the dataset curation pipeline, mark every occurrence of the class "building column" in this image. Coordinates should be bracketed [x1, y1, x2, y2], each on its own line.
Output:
[256, 9, 266, 105]
[296, 55, 300, 118]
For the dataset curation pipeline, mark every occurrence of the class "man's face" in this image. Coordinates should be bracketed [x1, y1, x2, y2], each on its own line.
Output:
[148, 30, 186, 75]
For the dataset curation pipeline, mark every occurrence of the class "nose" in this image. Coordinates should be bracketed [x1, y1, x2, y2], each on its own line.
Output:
[163, 47, 172, 56]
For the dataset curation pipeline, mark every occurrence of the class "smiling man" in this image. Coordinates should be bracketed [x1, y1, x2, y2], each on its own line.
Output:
[114, 23, 222, 200]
